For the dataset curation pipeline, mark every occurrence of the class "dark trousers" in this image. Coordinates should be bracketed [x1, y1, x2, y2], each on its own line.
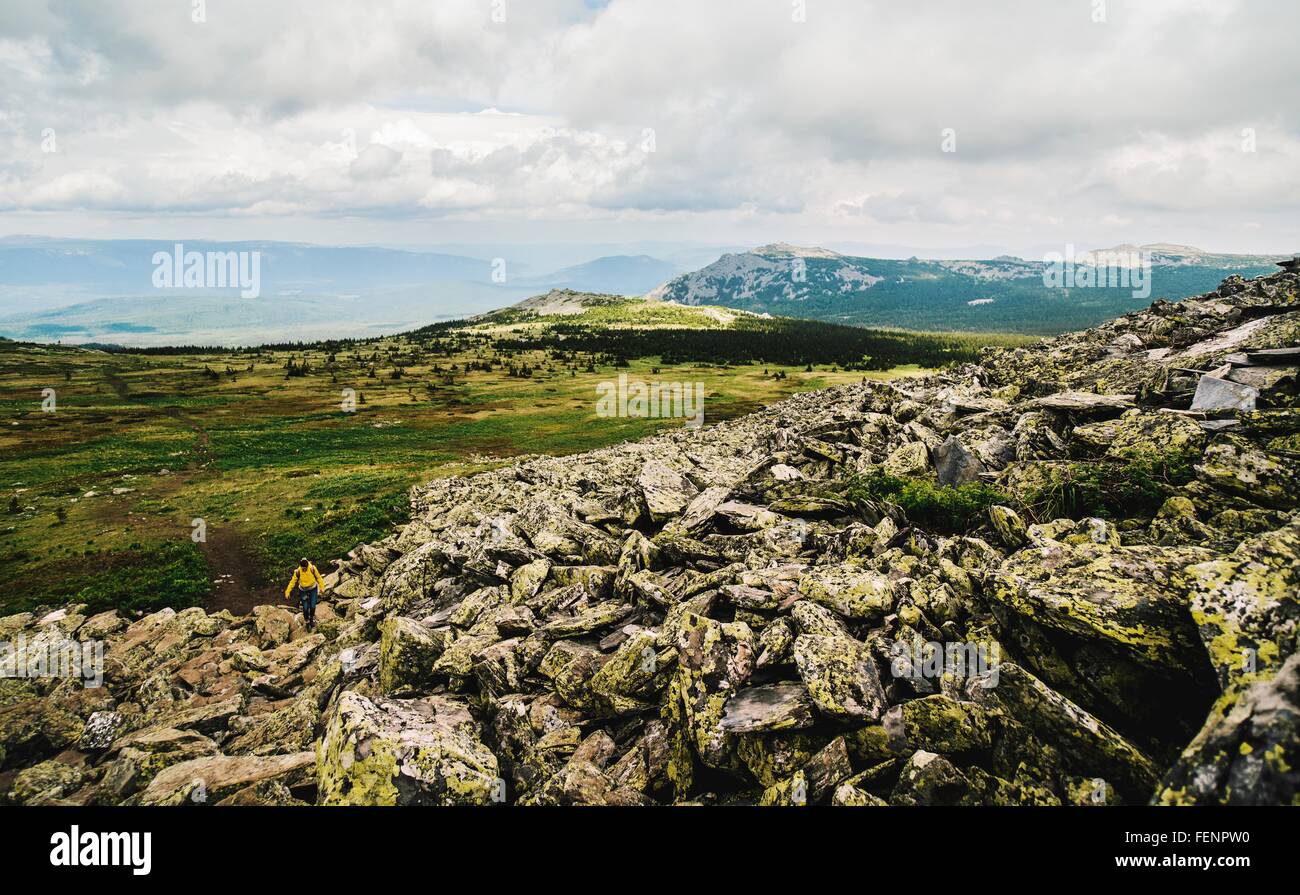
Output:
[296, 585, 319, 624]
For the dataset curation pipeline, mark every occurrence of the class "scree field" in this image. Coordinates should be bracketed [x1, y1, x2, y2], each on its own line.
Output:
[0, 296, 1029, 617]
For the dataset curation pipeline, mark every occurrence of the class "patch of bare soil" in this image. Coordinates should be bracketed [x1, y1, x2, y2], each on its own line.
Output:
[197, 526, 282, 617]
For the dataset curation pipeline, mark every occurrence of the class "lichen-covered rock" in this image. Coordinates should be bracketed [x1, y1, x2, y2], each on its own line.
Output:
[638, 460, 699, 521]
[317, 691, 499, 806]
[0, 698, 84, 770]
[140, 751, 315, 806]
[883, 441, 930, 477]
[79, 710, 127, 751]
[1155, 654, 1300, 806]
[670, 613, 755, 771]
[989, 541, 1212, 672]
[978, 663, 1159, 801]
[377, 616, 442, 695]
[1184, 517, 1300, 692]
[793, 634, 888, 721]
[797, 564, 895, 620]
[1196, 435, 1300, 509]
[11, 758, 86, 805]
[1074, 410, 1205, 464]
[253, 605, 295, 648]
[988, 504, 1027, 549]
[883, 694, 997, 755]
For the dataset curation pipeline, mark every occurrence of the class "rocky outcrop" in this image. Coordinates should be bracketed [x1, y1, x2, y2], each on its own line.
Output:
[1, 266, 1297, 805]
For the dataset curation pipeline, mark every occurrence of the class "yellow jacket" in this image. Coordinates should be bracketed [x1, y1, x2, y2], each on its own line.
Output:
[285, 563, 325, 598]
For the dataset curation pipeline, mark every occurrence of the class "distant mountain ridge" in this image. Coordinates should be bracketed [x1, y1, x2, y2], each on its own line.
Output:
[648, 243, 1284, 334]
[0, 238, 681, 346]
[514, 255, 681, 295]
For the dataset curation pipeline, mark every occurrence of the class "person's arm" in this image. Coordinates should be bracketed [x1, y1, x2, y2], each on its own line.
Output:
[284, 569, 298, 599]
[311, 565, 326, 590]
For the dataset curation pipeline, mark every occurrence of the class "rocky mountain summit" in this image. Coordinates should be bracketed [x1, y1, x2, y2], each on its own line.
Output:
[3, 268, 1298, 806]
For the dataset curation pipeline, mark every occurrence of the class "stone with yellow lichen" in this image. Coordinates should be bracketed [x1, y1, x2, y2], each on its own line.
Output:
[376, 615, 442, 696]
[797, 564, 896, 620]
[1184, 516, 1300, 692]
[989, 539, 1212, 671]
[1155, 653, 1299, 805]
[317, 690, 499, 806]
[671, 612, 755, 772]
[793, 633, 888, 721]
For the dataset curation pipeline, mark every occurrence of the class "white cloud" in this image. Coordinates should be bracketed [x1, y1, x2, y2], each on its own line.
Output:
[0, 0, 1295, 251]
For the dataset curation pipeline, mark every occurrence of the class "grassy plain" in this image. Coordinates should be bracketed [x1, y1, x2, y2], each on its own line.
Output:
[0, 334, 931, 615]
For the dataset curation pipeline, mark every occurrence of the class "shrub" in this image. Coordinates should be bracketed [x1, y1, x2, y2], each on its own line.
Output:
[1018, 458, 1194, 521]
[843, 473, 1008, 534]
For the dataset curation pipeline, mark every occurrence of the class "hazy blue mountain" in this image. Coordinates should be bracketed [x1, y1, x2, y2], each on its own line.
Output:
[648, 243, 1285, 334]
[0, 237, 534, 345]
[516, 255, 681, 295]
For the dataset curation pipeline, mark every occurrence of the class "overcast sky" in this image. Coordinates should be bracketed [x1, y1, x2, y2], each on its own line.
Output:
[1, 0, 1296, 256]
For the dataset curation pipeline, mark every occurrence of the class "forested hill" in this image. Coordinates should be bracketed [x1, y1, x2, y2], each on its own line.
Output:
[410, 290, 1032, 370]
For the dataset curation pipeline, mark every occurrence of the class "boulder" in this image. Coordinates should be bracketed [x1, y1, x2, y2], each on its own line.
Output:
[317, 691, 500, 806]
[1156, 654, 1300, 806]
[638, 460, 699, 521]
[1184, 518, 1300, 692]
[377, 616, 442, 695]
[883, 442, 930, 477]
[797, 565, 895, 620]
[989, 541, 1212, 672]
[932, 436, 986, 487]
[792, 634, 888, 721]
[670, 613, 755, 771]
[139, 751, 315, 806]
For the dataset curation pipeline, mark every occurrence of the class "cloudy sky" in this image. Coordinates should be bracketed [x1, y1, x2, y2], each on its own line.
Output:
[1, 0, 1297, 256]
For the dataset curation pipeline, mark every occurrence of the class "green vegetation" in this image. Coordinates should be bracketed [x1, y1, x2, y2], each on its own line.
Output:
[2, 299, 974, 615]
[843, 473, 1009, 534]
[1019, 458, 1196, 521]
[420, 296, 1035, 369]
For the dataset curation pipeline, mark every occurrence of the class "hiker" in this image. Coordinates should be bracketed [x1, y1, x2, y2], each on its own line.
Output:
[284, 557, 324, 631]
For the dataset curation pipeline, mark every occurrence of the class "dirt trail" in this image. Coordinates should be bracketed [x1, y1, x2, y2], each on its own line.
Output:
[104, 366, 274, 616]
[197, 527, 282, 616]
[105, 368, 214, 468]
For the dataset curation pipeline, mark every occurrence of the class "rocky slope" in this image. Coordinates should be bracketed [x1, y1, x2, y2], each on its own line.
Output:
[2, 268, 1298, 806]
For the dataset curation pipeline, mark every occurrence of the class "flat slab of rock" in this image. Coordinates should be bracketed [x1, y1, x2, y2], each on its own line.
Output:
[989, 541, 1212, 671]
[140, 751, 315, 806]
[979, 663, 1158, 801]
[719, 681, 815, 733]
[1028, 392, 1135, 414]
[1190, 375, 1258, 412]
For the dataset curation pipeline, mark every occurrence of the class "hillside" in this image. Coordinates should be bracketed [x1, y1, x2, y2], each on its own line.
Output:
[649, 243, 1283, 334]
[1, 266, 1296, 806]
[2, 292, 955, 620]
[421, 289, 1033, 370]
